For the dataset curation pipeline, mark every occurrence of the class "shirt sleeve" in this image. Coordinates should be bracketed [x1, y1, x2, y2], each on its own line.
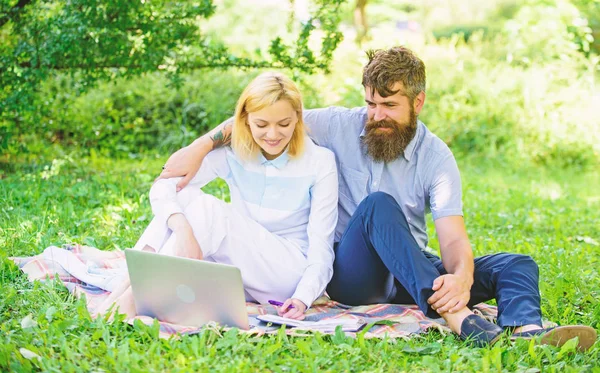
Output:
[428, 153, 464, 220]
[303, 108, 335, 147]
[149, 148, 229, 223]
[291, 149, 339, 307]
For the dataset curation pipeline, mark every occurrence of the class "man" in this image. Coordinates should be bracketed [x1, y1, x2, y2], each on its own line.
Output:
[158, 46, 596, 349]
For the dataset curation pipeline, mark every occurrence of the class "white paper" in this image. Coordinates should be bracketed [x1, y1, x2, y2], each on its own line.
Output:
[256, 314, 366, 332]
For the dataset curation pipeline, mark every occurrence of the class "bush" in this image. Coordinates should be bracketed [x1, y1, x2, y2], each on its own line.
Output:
[420, 35, 599, 167]
[432, 25, 490, 43]
[22, 70, 259, 157]
[3, 0, 598, 170]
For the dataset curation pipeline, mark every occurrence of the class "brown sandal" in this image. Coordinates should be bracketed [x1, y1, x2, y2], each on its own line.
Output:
[511, 325, 597, 352]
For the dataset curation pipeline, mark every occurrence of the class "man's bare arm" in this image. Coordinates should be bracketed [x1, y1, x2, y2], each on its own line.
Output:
[427, 216, 475, 314]
[158, 118, 233, 190]
[437, 216, 474, 282]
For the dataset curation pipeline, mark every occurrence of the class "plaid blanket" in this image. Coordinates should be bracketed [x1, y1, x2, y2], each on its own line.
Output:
[10, 244, 504, 339]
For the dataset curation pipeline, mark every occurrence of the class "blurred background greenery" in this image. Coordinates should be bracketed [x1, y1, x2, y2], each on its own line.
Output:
[2, 4, 599, 371]
[1, 0, 599, 169]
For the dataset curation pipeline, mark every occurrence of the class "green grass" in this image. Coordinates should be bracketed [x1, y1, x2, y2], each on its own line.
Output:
[1, 154, 599, 372]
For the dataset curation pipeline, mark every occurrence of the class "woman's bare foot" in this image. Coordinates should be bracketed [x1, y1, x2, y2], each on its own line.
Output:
[110, 286, 137, 319]
[94, 278, 136, 319]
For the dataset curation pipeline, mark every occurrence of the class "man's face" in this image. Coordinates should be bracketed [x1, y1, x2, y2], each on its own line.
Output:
[362, 82, 424, 163]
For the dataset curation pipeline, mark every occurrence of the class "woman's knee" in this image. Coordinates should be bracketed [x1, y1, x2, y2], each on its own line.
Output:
[184, 194, 220, 215]
[175, 185, 205, 206]
[179, 194, 225, 230]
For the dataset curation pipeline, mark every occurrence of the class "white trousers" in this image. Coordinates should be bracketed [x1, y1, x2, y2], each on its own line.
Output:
[133, 189, 307, 304]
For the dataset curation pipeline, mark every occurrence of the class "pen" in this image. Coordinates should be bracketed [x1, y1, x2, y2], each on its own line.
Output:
[268, 300, 296, 309]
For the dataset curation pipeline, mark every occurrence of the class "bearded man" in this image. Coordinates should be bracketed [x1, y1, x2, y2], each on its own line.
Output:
[158, 46, 596, 349]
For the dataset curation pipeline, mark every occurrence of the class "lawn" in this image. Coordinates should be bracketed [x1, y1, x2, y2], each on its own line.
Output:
[1, 155, 599, 372]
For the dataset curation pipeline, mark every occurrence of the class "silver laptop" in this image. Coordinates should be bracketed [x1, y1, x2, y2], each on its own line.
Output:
[125, 249, 250, 329]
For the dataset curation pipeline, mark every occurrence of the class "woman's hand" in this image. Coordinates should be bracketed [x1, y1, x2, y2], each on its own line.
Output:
[174, 227, 203, 260]
[167, 214, 203, 260]
[277, 298, 307, 320]
[157, 146, 206, 191]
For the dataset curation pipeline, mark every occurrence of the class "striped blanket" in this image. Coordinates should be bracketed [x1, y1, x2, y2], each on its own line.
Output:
[10, 244, 502, 339]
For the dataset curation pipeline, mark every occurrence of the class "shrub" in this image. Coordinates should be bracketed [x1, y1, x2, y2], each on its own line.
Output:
[27, 70, 258, 157]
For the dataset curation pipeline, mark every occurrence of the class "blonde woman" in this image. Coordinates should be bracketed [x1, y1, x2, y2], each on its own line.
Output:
[96, 72, 338, 320]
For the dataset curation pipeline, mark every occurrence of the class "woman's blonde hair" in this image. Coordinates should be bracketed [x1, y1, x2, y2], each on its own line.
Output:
[232, 72, 305, 161]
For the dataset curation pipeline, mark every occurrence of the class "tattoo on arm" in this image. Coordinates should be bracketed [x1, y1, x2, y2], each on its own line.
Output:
[210, 123, 232, 149]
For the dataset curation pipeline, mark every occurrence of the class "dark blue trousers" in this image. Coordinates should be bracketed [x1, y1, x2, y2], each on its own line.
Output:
[326, 192, 542, 328]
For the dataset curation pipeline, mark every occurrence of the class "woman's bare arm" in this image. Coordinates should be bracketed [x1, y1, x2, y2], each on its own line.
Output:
[157, 118, 233, 190]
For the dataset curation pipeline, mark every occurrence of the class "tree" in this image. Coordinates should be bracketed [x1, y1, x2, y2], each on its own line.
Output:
[0, 0, 345, 124]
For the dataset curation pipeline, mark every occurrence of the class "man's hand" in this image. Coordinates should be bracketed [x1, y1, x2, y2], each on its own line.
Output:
[277, 298, 307, 320]
[427, 274, 471, 314]
[432, 216, 474, 314]
[157, 146, 206, 191]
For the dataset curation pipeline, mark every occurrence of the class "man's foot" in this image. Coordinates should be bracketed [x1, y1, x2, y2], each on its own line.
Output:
[459, 314, 503, 347]
[511, 325, 597, 352]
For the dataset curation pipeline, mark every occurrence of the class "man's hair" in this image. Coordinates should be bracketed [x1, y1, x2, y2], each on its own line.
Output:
[361, 46, 426, 100]
[232, 72, 305, 161]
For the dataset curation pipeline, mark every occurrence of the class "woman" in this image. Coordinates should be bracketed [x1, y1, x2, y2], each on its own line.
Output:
[96, 72, 338, 320]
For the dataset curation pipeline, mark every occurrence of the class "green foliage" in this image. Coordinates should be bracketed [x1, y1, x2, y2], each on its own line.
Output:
[502, 0, 595, 60]
[1, 2, 599, 370]
[571, 0, 600, 54]
[307, 0, 600, 168]
[0, 0, 346, 154]
[1, 156, 599, 371]
[2, 0, 213, 111]
[2, 0, 599, 168]
[269, 0, 344, 73]
[432, 24, 490, 42]
[428, 0, 596, 58]
[422, 50, 599, 167]
[31, 70, 256, 157]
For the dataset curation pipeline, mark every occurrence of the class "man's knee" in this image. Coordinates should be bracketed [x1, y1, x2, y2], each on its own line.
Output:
[357, 192, 408, 225]
[514, 254, 539, 274]
[362, 191, 397, 207]
[500, 253, 539, 277]
[359, 192, 403, 217]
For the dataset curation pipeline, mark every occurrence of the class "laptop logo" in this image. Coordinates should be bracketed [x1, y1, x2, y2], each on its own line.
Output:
[176, 284, 196, 303]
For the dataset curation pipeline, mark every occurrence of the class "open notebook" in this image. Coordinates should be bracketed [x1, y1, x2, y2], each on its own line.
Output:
[257, 314, 366, 332]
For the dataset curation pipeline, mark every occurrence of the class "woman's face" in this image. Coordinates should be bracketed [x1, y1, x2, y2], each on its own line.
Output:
[247, 99, 298, 160]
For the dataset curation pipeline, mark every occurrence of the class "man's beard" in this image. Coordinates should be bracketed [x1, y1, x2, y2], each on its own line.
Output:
[362, 108, 418, 163]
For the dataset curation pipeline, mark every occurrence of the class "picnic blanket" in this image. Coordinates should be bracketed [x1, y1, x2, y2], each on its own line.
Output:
[10, 244, 506, 339]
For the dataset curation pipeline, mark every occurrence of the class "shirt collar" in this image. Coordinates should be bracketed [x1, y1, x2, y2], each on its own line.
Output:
[403, 121, 423, 162]
[259, 148, 290, 169]
[359, 120, 423, 162]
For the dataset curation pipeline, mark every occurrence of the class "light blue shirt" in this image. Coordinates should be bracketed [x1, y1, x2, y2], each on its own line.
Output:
[150, 138, 339, 307]
[304, 106, 463, 250]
